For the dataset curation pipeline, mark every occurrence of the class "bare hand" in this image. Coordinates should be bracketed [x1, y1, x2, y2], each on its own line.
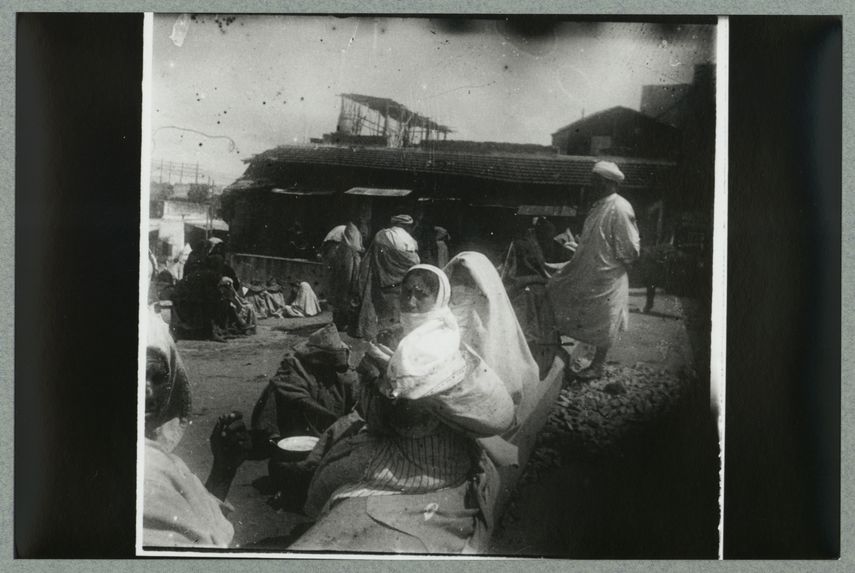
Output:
[210, 411, 251, 469]
[366, 342, 393, 365]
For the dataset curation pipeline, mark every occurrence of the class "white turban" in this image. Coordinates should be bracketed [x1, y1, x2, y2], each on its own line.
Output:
[592, 161, 625, 183]
[390, 214, 414, 226]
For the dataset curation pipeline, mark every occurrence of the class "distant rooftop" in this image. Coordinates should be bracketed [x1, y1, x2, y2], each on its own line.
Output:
[551, 106, 677, 137]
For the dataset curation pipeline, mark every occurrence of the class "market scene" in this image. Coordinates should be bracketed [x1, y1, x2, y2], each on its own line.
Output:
[143, 15, 719, 557]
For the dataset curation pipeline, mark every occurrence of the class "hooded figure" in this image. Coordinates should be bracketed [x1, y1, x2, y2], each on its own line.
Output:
[250, 324, 358, 445]
[281, 281, 322, 318]
[142, 312, 249, 548]
[325, 222, 364, 330]
[353, 214, 420, 339]
[445, 252, 542, 410]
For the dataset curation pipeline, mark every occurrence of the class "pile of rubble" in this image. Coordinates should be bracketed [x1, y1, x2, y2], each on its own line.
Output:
[517, 362, 698, 492]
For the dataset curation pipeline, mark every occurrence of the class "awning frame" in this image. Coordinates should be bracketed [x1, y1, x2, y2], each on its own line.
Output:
[344, 187, 412, 197]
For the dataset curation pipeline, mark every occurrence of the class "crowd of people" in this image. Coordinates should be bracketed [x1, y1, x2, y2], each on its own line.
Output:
[142, 160, 642, 551]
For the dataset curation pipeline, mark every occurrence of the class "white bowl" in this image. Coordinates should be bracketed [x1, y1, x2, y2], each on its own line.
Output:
[276, 435, 319, 453]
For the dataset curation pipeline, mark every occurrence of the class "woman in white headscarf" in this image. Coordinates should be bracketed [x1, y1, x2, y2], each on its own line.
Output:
[142, 312, 251, 548]
[444, 252, 541, 415]
[302, 264, 514, 518]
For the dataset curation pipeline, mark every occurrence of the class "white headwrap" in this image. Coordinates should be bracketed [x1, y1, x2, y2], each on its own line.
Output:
[444, 251, 540, 404]
[374, 226, 419, 253]
[386, 264, 467, 399]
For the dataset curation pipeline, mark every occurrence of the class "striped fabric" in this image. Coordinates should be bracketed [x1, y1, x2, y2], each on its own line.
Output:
[333, 425, 475, 501]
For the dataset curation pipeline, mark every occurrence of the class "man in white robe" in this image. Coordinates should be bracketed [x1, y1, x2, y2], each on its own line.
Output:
[546, 161, 640, 379]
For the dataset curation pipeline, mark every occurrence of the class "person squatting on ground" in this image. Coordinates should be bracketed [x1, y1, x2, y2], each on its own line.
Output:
[300, 265, 515, 519]
[248, 323, 359, 509]
[353, 214, 420, 340]
[250, 324, 358, 448]
[546, 160, 641, 380]
[142, 311, 251, 548]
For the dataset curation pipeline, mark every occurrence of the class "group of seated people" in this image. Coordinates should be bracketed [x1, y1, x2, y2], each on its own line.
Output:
[244, 279, 322, 320]
[166, 238, 323, 342]
[143, 251, 549, 552]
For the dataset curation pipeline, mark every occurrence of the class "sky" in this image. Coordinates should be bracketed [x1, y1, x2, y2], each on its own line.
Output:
[149, 15, 716, 185]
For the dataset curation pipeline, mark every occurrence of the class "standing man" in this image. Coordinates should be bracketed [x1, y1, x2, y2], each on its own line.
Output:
[546, 161, 640, 379]
[354, 214, 420, 340]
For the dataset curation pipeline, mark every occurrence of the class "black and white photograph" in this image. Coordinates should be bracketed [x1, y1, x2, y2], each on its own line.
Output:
[139, 14, 722, 557]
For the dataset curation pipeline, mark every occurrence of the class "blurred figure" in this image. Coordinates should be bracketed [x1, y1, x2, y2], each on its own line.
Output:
[551, 225, 578, 263]
[498, 221, 560, 378]
[324, 221, 364, 330]
[169, 242, 193, 281]
[533, 217, 557, 263]
[434, 226, 451, 268]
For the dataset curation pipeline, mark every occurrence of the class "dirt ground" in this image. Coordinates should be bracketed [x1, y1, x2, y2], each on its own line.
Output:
[164, 290, 719, 556]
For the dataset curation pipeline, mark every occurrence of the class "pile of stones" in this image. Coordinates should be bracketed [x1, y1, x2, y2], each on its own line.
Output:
[519, 362, 698, 489]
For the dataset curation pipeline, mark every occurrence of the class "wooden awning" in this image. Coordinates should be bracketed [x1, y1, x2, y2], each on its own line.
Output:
[344, 187, 412, 197]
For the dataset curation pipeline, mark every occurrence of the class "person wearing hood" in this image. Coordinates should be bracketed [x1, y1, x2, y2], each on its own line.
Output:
[353, 214, 420, 340]
[142, 312, 251, 548]
[325, 221, 364, 330]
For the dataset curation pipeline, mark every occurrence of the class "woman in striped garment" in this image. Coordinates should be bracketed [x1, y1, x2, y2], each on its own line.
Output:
[302, 265, 514, 518]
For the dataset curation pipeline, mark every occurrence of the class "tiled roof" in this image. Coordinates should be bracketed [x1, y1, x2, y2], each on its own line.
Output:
[237, 145, 675, 190]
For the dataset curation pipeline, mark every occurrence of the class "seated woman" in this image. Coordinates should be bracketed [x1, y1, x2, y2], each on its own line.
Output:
[244, 279, 275, 319]
[301, 265, 515, 519]
[445, 251, 542, 411]
[264, 278, 288, 316]
[216, 276, 257, 337]
[143, 311, 250, 548]
[281, 281, 322, 318]
[288, 261, 564, 554]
